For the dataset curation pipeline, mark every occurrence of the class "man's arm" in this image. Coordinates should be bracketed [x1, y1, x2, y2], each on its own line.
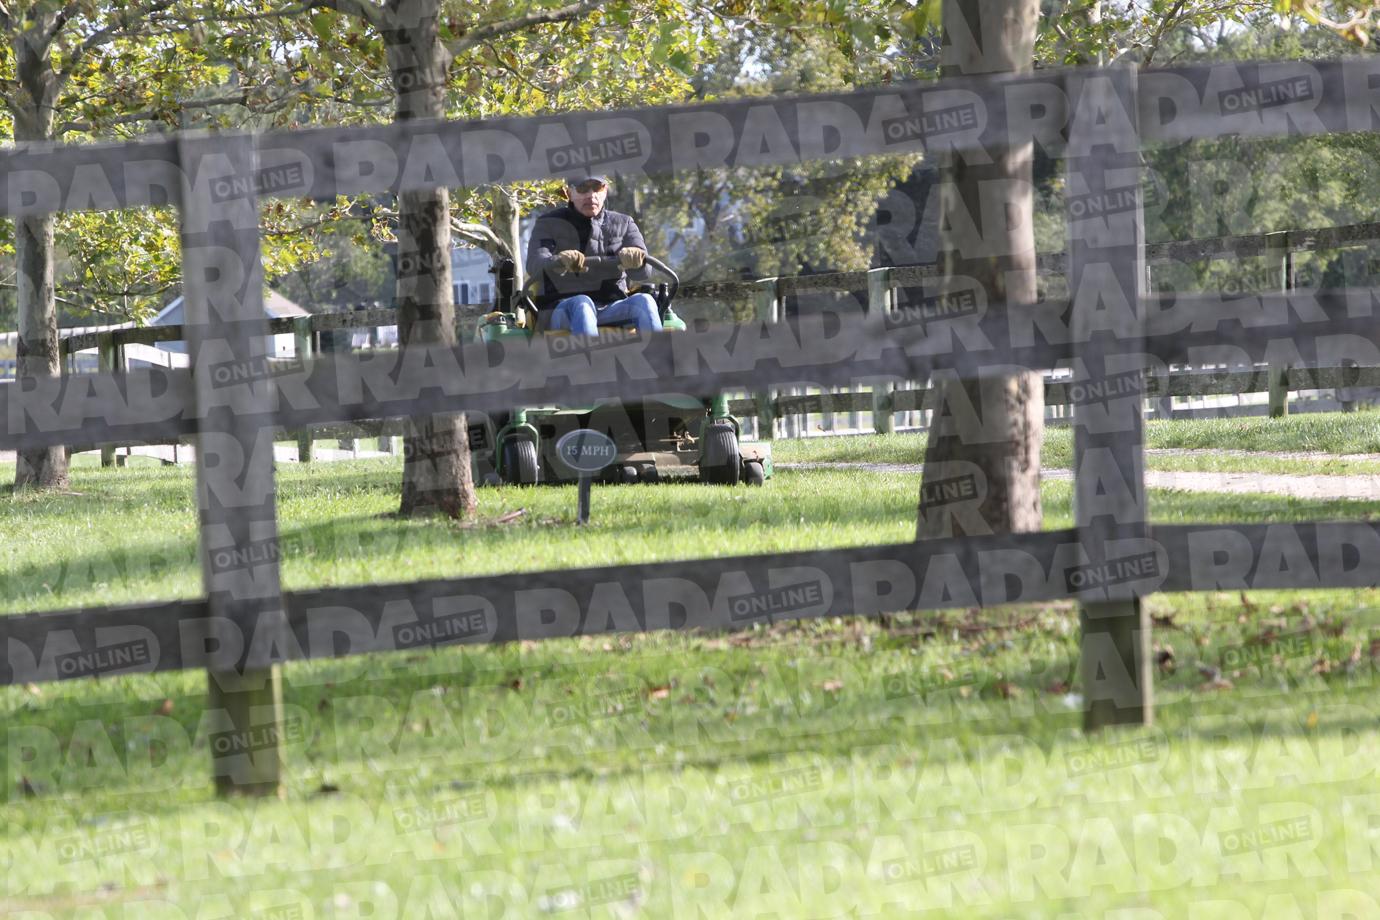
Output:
[621, 217, 649, 257]
[616, 217, 651, 279]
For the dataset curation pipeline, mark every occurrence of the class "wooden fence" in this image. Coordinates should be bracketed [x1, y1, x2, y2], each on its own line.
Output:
[6, 57, 1380, 794]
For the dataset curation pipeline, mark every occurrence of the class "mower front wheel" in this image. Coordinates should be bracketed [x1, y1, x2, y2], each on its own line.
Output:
[741, 460, 765, 486]
[501, 438, 539, 485]
[699, 422, 741, 485]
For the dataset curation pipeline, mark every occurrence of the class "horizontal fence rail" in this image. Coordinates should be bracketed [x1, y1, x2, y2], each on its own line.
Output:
[10, 288, 1380, 453]
[3, 59, 1380, 219]
[4, 519, 1374, 687]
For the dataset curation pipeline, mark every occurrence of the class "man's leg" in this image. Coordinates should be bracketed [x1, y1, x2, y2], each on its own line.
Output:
[596, 293, 662, 333]
[548, 295, 599, 337]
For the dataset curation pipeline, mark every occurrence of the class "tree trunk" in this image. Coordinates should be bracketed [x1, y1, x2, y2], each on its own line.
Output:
[916, 0, 1041, 539]
[387, 2, 476, 519]
[492, 185, 523, 296]
[10, 36, 68, 491]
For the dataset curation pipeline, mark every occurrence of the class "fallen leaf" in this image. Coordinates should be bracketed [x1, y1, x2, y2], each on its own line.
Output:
[496, 508, 527, 524]
[995, 681, 1022, 699]
[23, 683, 41, 697]
[821, 679, 844, 693]
[648, 685, 671, 700]
[1046, 680, 1071, 694]
[155, 698, 174, 716]
[1306, 711, 1319, 729]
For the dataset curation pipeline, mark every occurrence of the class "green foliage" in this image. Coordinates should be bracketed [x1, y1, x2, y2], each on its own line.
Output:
[1035, 0, 1275, 66]
[272, 214, 394, 312]
[624, 23, 920, 283]
[1275, 0, 1380, 46]
[1142, 23, 1380, 294]
[0, 3, 339, 325]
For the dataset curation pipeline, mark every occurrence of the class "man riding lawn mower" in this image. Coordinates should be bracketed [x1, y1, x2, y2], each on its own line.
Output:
[469, 174, 771, 488]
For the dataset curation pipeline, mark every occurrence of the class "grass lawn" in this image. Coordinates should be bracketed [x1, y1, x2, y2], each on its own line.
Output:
[4, 438, 1380, 915]
[772, 410, 1380, 475]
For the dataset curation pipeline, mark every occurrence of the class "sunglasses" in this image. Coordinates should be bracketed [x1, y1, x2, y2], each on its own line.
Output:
[570, 180, 607, 194]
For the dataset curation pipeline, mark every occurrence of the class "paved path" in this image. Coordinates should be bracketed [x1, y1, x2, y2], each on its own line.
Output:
[778, 461, 1380, 502]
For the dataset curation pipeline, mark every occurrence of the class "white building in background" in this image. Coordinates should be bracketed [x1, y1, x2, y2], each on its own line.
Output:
[451, 220, 534, 307]
[150, 289, 310, 358]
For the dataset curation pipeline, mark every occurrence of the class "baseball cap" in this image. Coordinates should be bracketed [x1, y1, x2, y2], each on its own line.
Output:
[565, 174, 609, 189]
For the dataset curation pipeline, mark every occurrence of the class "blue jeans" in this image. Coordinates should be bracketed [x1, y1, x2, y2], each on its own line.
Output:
[548, 293, 662, 338]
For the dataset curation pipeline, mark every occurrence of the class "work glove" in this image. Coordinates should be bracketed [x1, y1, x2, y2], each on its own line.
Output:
[618, 247, 646, 270]
[555, 250, 587, 274]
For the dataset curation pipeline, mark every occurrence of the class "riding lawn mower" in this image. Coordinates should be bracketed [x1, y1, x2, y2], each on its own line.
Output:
[466, 252, 772, 488]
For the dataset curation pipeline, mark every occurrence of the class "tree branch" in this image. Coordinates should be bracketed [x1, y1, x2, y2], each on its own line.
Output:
[309, 0, 387, 30]
[448, 0, 612, 57]
[451, 219, 510, 261]
[174, 2, 314, 27]
[1140, 0, 1189, 66]
[57, 0, 179, 87]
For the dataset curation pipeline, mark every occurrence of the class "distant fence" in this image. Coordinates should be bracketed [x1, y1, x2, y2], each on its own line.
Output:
[6, 57, 1380, 796]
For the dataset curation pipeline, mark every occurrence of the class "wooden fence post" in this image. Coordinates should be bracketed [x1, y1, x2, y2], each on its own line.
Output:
[97, 333, 117, 467]
[1066, 68, 1153, 730]
[1265, 231, 1291, 418]
[179, 133, 289, 797]
[293, 316, 314, 463]
[866, 267, 895, 434]
[754, 278, 780, 439]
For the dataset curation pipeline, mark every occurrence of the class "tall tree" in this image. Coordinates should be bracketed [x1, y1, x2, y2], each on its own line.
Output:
[0, 1, 189, 489]
[916, 0, 1043, 538]
[333, 0, 474, 517]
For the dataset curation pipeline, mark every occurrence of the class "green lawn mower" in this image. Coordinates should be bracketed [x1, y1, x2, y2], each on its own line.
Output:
[469, 253, 771, 488]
